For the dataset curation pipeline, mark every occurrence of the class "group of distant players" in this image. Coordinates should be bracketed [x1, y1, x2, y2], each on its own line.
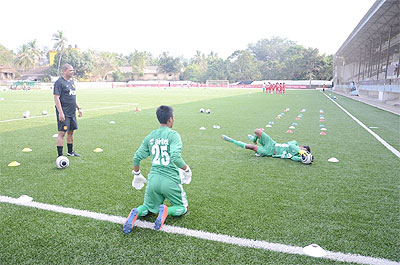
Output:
[262, 82, 286, 94]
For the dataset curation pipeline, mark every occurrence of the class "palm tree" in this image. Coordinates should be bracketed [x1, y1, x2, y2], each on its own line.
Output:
[14, 44, 35, 72]
[52, 30, 68, 75]
[27, 40, 41, 68]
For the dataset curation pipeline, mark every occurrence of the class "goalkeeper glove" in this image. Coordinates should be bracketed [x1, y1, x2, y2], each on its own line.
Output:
[132, 170, 147, 190]
[179, 165, 192, 184]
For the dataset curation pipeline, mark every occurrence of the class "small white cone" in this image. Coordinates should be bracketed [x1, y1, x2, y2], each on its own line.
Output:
[53, 134, 58, 138]
[266, 124, 272, 128]
[321, 128, 327, 131]
[212, 125, 220, 129]
[289, 126, 295, 129]
[109, 121, 116, 124]
[22, 147, 32, 152]
[328, 157, 339, 163]
[303, 244, 327, 257]
[200, 127, 206, 130]
[93, 148, 103, 152]
[16, 195, 33, 203]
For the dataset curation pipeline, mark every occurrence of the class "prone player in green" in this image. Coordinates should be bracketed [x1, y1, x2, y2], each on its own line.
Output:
[221, 128, 313, 164]
[123, 105, 192, 233]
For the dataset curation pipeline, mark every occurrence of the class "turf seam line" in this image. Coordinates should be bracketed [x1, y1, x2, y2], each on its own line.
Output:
[0, 103, 139, 123]
[323, 92, 400, 159]
[0, 195, 398, 265]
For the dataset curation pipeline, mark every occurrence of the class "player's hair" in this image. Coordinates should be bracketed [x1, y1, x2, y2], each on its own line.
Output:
[156, 105, 174, 124]
[303, 145, 311, 152]
[62, 64, 73, 72]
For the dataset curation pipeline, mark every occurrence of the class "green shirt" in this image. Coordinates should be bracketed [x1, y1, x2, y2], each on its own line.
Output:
[272, 140, 302, 162]
[133, 126, 185, 182]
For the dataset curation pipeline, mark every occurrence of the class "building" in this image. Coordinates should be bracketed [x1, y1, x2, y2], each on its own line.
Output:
[20, 66, 51, 81]
[333, 0, 399, 104]
[0, 65, 16, 80]
[106, 66, 180, 81]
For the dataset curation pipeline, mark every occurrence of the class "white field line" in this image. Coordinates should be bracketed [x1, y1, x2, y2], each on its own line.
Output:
[0, 103, 138, 123]
[0, 195, 398, 265]
[322, 92, 400, 159]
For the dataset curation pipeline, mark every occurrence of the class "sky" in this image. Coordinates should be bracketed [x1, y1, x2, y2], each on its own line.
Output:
[1, 0, 377, 59]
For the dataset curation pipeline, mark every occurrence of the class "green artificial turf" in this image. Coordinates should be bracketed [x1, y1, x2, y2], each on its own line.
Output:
[0, 88, 399, 264]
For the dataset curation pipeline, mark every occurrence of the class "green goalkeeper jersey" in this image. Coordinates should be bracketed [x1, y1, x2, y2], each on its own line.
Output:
[133, 126, 185, 183]
[272, 140, 302, 162]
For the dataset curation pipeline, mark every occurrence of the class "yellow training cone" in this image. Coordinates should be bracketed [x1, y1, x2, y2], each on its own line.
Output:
[93, 148, 103, 152]
[22, 147, 32, 152]
[8, 161, 21, 167]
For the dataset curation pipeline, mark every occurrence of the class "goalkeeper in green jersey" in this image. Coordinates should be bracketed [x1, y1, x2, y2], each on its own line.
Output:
[222, 128, 313, 164]
[123, 105, 192, 233]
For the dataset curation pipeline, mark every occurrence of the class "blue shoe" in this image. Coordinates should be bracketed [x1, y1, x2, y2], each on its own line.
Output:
[247, 134, 258, 143]
[221, 135, 232, 142]
[123, 208, 138, 234]
[154, 205, 168, 230]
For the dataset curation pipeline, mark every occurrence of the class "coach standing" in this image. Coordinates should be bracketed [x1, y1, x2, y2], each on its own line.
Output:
[54, 64, 82, 157]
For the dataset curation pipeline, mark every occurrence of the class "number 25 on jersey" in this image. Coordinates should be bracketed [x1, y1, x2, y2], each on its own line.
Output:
[152, 144, 170, 165]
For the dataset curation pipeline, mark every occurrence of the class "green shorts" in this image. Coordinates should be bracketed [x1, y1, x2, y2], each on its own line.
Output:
[143, 174, 188, 213]
[256, 132, 276, 156]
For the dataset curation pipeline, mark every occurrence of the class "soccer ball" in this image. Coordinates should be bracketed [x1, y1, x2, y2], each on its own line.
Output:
[200, 108, 205, 113]
[42, 110, 48, 115]
[23, 111, 30, 118]
[56, 156, 69, 169]
[205, 109, 211, 114]
[301, 153, 314, 164]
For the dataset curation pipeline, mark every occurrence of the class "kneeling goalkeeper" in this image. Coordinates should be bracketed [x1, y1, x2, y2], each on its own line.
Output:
[222, 128, 313, 164]
[123, 105, 192, 233]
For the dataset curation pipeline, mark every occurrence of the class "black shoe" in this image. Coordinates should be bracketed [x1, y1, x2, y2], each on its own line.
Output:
[67, 151, 81, 157]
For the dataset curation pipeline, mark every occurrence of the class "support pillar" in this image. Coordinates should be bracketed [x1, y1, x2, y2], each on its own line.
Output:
[385, 26, 392, 80]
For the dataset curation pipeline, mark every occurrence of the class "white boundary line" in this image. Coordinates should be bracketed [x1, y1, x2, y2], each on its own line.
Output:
[0, 103, 139, 123]
[1, 195, 398, 265]
[323, 93, 400, 159]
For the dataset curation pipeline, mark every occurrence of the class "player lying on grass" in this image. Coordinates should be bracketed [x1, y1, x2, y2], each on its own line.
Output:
[221, 128, 313, 164]
[123, 105, 192, 234]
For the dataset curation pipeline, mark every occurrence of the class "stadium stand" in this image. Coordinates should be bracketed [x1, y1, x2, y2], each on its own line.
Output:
[333, 0, 400, 110]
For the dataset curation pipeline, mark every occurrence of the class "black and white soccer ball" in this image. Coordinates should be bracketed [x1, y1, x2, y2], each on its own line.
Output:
[200, 108, 205, 113]
[205, 109, 211, 114]
[56, 156, 70, 169]
[301, 152, 314, 164]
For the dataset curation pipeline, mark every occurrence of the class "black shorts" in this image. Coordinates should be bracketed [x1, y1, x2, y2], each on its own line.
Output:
[56, 112, 78, 132]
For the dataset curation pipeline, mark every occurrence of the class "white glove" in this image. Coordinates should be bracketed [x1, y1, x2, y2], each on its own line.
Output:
[132, 170, 147, 190]
[179, 165, 192, 184]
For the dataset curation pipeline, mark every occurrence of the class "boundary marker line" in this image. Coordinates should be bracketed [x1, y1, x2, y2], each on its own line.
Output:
[323, 92, 400, 159]
[0, 195, 398, 265]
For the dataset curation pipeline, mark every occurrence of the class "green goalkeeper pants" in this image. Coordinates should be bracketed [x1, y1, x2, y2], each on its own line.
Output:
[141, 174, 188, 216]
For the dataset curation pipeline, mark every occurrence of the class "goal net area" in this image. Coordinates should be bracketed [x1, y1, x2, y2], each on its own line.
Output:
[206, 80, 229, 88]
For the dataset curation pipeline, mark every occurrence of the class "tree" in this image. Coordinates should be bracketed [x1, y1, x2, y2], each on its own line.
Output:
[14, 40, 41, 72]
[249, 36, 297, 62]
[52, 30, 68, 75]
[0, 44, 16, 66]
[227, 50, 261, 82]
[90, 51, 118, 80]
[50, 48, 93, 79]
[127, 50, 151, 77]
[158, 52, 182, 74]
